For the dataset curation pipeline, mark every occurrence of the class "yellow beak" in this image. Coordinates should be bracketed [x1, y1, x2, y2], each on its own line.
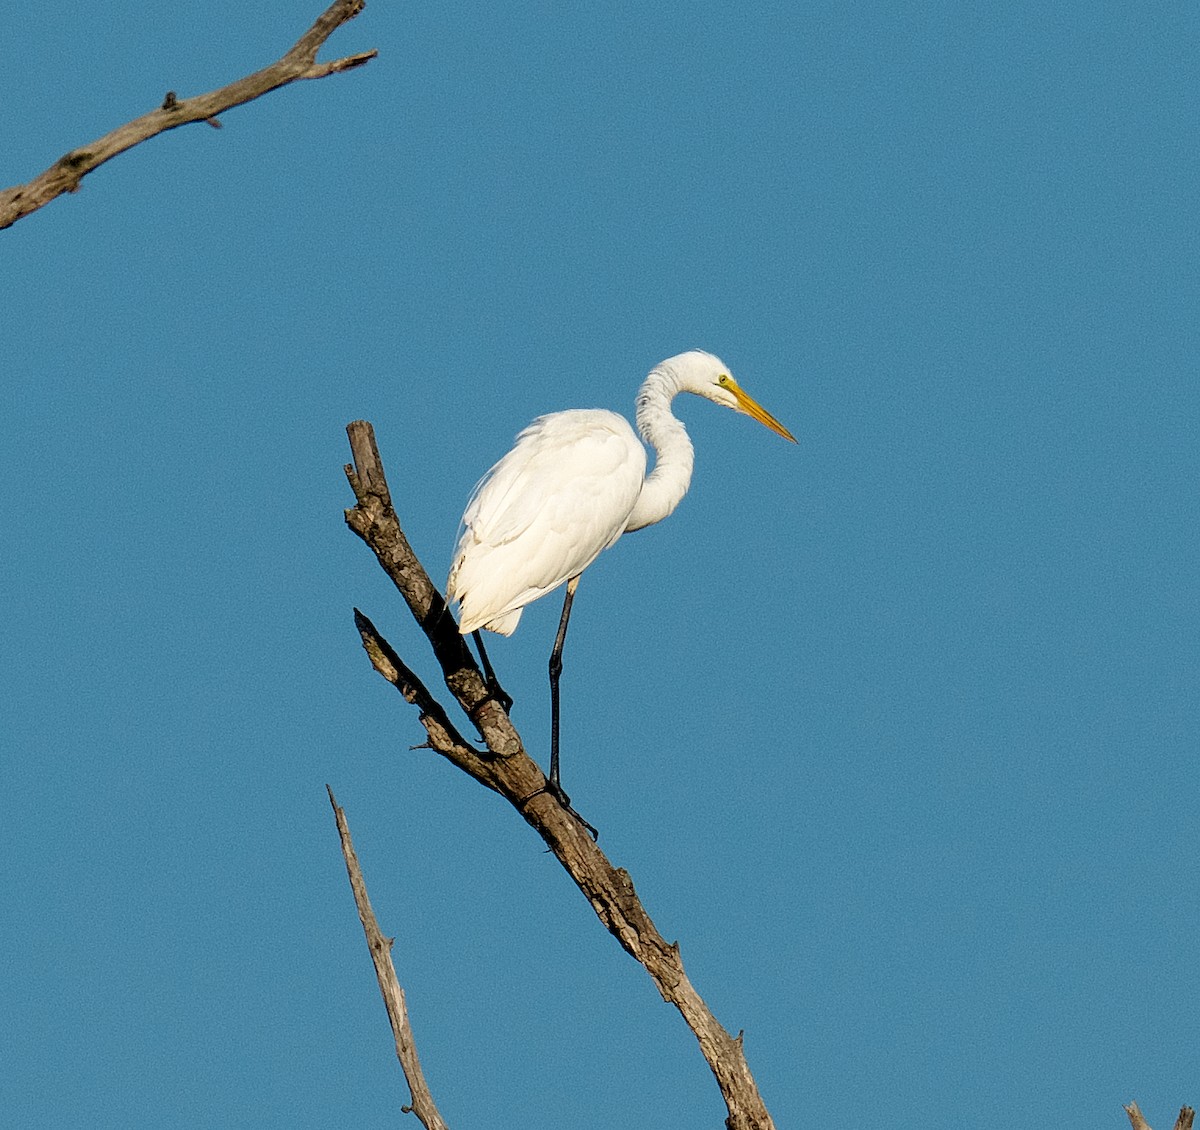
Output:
[727, 380, 797, 443]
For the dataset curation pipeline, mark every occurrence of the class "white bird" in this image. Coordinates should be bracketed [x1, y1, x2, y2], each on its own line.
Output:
[448, 350, 795, 809]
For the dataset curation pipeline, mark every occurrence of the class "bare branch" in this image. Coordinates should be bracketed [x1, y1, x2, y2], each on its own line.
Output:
[0, 0, 376, 231]
[1128, 1103, 1155, 1130]
[1125, 1105, 1196, 1130]
[343, 421, 777, 1130]
[344, 420, 521, 756]
[327, 787, 450, 1130]
[351, 606, 495, 779]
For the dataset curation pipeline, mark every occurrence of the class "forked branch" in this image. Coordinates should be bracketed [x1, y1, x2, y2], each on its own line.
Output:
[0, 0, 375, 231]
[343, 420, 776, 1130]
[1125, 1103, 1196, 1130]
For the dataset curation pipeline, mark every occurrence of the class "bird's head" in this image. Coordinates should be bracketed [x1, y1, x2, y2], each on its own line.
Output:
[663, 350, 797, 443]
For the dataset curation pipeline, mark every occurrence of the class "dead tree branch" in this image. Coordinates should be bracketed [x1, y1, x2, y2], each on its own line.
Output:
[1125, 1104, 1196, 1130]
[0, 0, 376, 231]
[343, 419, 776, 1130]
[327, 786, 450, 1130]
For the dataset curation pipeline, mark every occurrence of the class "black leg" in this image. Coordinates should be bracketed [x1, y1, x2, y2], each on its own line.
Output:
[548, 575, 579, 794]
[514, 575, 596, 839]
[471, 630, 513, 713]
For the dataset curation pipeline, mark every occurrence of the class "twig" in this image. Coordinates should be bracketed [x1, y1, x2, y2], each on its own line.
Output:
[0, 0, 376, 231]
[1124, 1104, 1196, 1130]
[327, 786, 450, 1130]
[343, 420, 777, 1130]
[1127, 1104, 1154, 1130]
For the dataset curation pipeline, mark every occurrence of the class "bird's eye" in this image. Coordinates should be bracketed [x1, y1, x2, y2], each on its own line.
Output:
[718, 374, 730, 386]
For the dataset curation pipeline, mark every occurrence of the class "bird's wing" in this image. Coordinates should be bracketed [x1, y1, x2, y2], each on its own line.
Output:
[449, 410, 646, 633]
[462, 410, 645, 549]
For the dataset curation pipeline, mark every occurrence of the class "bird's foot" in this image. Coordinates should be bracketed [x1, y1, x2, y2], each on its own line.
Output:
[524, 780, 599, 840]
[487, 678, 514, 715]
[468, 675, 512, 718]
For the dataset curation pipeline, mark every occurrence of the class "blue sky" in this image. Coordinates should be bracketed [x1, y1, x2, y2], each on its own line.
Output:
[3, 3, 1197, 1127]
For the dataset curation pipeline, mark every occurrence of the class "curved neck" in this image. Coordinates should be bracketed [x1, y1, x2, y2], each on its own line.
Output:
[625, 363, 695, 532]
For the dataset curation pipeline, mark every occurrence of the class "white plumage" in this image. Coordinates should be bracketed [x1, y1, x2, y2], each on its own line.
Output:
[449, 411, 646, 634]
[448, 350, 795, 635]
[447, 349, 795, 809]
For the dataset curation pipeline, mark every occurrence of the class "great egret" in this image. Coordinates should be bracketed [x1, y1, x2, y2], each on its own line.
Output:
[448, 350, 795, 810]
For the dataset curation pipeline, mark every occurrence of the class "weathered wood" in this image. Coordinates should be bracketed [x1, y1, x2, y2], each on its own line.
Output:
[1125, 1103, 1196, 1130]
[328, 787, 450, 1130]
[343, 420, 776, 1130]
[0, 0, 375, 231]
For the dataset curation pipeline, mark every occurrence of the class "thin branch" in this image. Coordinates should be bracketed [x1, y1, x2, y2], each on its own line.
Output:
[327, 786, 451, 1130]
[1125, 1105, 1196, 1130]
[343, 420, 776, 1130]
[352, 606, 494, 778]
[1128, 1104, 1154, 1130]
[0, 0, 376, 231]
